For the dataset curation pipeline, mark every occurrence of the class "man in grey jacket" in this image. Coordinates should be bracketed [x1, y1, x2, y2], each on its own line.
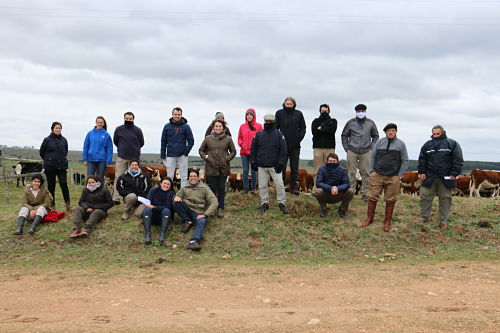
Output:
[341, 104, 379, 200]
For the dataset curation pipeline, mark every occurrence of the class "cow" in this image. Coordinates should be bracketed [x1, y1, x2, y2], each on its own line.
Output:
[72, 172, 86, 186]
[400, 171, 420, 195]
[452, 176, 471, 196]
[284, 168, 309, 193]
[227, 172, 243, 192]
[306, 172, 314, 192]
[470, 169, 500, 198]
[13, 162, 43, 187]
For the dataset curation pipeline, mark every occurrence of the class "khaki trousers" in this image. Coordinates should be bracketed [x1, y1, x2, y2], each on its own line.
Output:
[367, 172, 400, 203]
[420, 178, 452, 225]
[313, 148, 335, 188]
[113, 157, 130, 201]
[346, 150, 370, 196]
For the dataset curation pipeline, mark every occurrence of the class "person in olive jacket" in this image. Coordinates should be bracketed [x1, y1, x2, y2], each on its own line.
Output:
[199, 120, 236, 218]
[40, 121, 71, 211]
[69, 176, 113, 238]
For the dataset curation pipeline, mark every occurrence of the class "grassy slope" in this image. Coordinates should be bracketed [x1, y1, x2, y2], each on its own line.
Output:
[0, 182, 498, 271]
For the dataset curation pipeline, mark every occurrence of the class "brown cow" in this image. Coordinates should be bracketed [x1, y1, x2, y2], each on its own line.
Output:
[400, 171, 420, 195]
[452, 176, 471, 196]
[285, 168, 308, 192]
[470, 169, 500, 198]
[227, 172, 243, 192]
[306, 172, 314, 192]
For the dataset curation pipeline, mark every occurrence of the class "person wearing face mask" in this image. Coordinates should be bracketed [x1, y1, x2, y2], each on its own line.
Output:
[362, 123, 408, 232]
[238, 108, 263, 193]
[250, 114, 289, 215]
[205, 112, 232, 137]
[69, 176, 113, 238]
[82, 116, 113, 181]
[341, 104, 379, 201]
[199, 120, 237, 218]
[40, 121, 71, 211]
[311, 104, 338, 187]
[116, 160, 151, 221]
[275, 96, 306, 195]
[313, 153, 353, 219]
[112, 112, 144, 204]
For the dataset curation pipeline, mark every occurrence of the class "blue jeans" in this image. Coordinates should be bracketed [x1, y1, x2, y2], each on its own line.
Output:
[173, 201, 207, 241]
[241, 155, 257, 189]
[87, 161, 106, 181]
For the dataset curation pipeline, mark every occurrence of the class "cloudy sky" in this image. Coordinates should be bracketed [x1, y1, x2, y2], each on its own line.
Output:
[1, 0, 499, 162]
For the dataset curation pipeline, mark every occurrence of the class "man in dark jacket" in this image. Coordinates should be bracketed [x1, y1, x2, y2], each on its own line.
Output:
[112, 112, 144, 203]
[275, 96, 306, 195]
[250, 114, 289, 215]
[362, 123, 408, 232]
[314, 153, 353, 219]
[160, 107, 194, 188]
[417, 125, 463, 231]
[311, 104, 337, 187]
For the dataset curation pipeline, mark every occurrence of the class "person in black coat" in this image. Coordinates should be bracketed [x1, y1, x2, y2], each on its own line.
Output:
[40, 121, 71, 211]
[69, 176, 113, 238]
[311, 104, 337, 185]
[142, 177, 175, 245]
[117, 160, 151, 221]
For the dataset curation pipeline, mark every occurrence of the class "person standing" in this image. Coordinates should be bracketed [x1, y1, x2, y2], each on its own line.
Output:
[362, 123, 409, 232]
[275, 96, 306, 195]
[205, 112, 232, 137]
[311, 104, 337, 186]
[82, 116, 113, 181]
[341, 104, 379, 201]
[199, 120, 236, 218]
[160, 107, 194, 188]
[237, 108, 263, 193]
[113, 112, 144, 204]
[417, 125, 463, 231]
[250, 114, 289, 215]
[40, 121, 71, 211]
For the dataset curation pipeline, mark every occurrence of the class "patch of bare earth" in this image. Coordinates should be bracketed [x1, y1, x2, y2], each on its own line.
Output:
[0, 261, 498, 332]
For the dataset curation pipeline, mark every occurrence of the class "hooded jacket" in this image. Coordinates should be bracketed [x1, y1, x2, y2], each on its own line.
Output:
[22, 185, 53, 210]
[82, 127, 113, 164]
[250, 123, 288, 168]
[78, 183, 113, 212]
[199, 134, 237, 177]
[238, 109, 263, 156]
[40, 132, 69, 170]
[341, 117, 379, 154]
[275, 105, 306, 151]
[311, 112, 337, 149]
[113, 122, 144, 160]
[117, 169, 151, 198]
[160, 117, 195, 158]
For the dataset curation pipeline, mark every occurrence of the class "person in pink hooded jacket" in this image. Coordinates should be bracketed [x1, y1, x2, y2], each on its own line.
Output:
[238, 108, 263, 193]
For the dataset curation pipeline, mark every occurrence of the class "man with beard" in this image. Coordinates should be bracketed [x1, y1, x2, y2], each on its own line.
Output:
[311, 104, 337, 187]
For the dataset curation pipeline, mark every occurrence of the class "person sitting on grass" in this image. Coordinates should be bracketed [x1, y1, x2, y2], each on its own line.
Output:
[14, 174, 53, 235]
[173, 168, 218, 251]
[116, 160, 151, 221]
[70, 176, 113, 238]
[142, 177, 175, 245]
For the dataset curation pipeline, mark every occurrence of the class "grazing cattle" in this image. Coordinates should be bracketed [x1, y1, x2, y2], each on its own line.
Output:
[227, 172, 243, 192]
[13, 162, 43, 187]
[306, 172, 314, 192]
[285, 168, 308, 193]
[452, 176, 471, 196]
[72, 172, 86, 185]
[400, 171, 420, 195]
[470, 169, 500, 198]
[104, 165, 116, 187]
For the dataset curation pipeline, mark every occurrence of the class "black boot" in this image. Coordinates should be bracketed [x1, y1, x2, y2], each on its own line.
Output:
[159, 215, 170, 245]
[28, 215, 43, 234]
[14, 216, 26, 235]
[143, 215, 152, 245]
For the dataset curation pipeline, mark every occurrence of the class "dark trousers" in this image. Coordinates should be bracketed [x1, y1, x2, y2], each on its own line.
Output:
[282, 147, 300, 190]
[72, 206, 107, 233]
[314, 188, 354, 215]
[206, 174, 226, 209]
[45, 169, 70, 204]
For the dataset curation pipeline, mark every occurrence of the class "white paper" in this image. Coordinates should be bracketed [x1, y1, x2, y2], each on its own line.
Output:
[138, 196, 151, 205]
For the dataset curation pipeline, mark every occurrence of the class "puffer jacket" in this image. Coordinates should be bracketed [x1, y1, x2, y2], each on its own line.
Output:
[78, 184, 113, 212]
[311, 113, 337, 149]
[341, 117, 379, 154]
[370, 137, 409, 177]
[160, 117, 194, 158]
[176, 182, 218, 216]
[238, 109, 263, 156]
[82, 127, 113, 164]
[22, 185, 53, 210]
[117, 169, 151, 198]
[199, 134, 237, 177]
[316, 164, 350, 193]
[417, 134, 463, 189]
[275, 106, 306, 150]
[250, 124, 288, 168]
[40, 133, 68, 170]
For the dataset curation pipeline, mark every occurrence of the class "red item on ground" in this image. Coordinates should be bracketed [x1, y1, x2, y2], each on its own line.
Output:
[42, 210, 66, 223]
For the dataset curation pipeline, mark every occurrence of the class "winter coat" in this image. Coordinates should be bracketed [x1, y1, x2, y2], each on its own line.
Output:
[311, 113, 337, 149]
[78, 184, 113, 212]
[316, 164, 350, 193]
[22, 185, 53, 210]
[205, 124, 232, 138]
[238, 110, 263, 156]
[341, 117, 379, 154]
[176, 182, 218, 216]
[82, 127, 113, 164]
[417, 134, 463, 189]
[117, 169, 151, 198]
[113, 123, 144, 160]
[275, 106, 306, 150]
[250, 124, 288, 168]
[370, 137, 409, 177]
[40, 133, 68, 170]
[160, 117, 195, 158]
[147, 186, 175, 213]
[199, 134, 237, 177]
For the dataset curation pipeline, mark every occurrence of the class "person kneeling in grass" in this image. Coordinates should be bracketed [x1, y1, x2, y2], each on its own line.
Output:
[142, 177, 175, 245]
[173, 169, 218, 251]
[70, 176, 113, 238]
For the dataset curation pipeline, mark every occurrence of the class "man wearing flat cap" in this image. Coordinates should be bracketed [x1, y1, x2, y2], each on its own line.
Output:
[362, 123, 408, 232]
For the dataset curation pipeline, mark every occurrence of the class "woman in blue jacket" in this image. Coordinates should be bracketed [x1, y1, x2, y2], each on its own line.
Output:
[142, 177, 175, 245]
[82, 116, 113, 181]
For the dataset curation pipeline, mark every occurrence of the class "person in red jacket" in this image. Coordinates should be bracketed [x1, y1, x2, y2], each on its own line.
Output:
[237, 108, 263, 193]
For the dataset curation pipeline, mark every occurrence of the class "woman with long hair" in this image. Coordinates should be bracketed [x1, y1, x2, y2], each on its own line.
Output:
[142, 177, 175, 245]
[82, 116, 113, 181]
[237, 108, 262, 193]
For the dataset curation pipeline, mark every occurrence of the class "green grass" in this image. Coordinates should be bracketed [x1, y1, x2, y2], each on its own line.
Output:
[0, 180, 498, 271]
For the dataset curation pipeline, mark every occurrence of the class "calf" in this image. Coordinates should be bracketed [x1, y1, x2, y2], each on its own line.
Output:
[285, 168, 308, 192]
[14, 162, 43, 187]
[452, 176, 471, 196]
[470, 169, 500, 198]
[227, 172, 243, 192]
[400, 171, 420, 195]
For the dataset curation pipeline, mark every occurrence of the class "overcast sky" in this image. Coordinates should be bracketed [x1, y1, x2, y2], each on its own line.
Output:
[1, 0, 499, 162]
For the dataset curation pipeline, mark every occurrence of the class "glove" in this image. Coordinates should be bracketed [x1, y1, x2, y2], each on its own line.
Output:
[251, 164, 258, 172]
[274, 165, 283, 174]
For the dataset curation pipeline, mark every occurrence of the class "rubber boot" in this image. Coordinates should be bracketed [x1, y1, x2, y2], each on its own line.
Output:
[159, 215, 170, 245]
[14, 216, 26, 235]
[383, 201, 396, 232]
[143, 215, 152, 245]
[28, 215, 43, 234]
[319, 205, 327, 218]
[361, 200, 377, 227]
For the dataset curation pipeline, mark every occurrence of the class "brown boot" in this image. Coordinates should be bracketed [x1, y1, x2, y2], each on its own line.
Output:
[362, 200, 377, 227]
[383, 201, 396, 232]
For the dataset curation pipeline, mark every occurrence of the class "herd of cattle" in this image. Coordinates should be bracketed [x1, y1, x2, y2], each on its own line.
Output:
[11, 161, 500, 198]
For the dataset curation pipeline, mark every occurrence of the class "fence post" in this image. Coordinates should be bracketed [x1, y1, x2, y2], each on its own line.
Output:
[1, 155, 10, 204]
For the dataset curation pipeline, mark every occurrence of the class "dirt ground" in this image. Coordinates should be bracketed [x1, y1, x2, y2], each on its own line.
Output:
[0, 260, 498, 333]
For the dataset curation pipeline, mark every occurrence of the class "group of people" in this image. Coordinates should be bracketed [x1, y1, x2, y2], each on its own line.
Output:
[13, 97, 464, 250]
